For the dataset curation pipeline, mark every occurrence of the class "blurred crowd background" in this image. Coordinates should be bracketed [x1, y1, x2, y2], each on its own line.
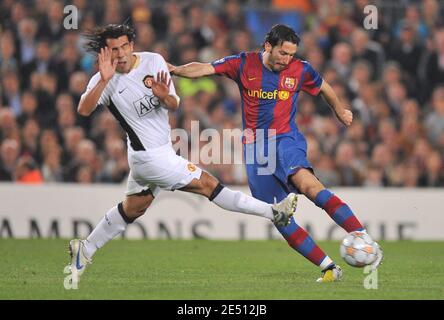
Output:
[1, 0, 444, 187]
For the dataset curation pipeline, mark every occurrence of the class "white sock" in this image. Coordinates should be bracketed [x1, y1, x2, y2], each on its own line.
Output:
[83, 205, 128, 259]
[211, 187, 274, 220]
[319, 256, 334, 270]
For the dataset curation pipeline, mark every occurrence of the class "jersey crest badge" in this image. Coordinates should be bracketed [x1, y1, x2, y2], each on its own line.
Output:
[187, 163, 197, 172]
[282, 77, 297, 90]
[143, 75, 154, 88]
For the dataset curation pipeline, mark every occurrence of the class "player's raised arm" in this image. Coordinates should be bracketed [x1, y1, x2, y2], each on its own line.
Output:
[319, 80, 353, 127]
[152, 71, 179, 111]
[168, 62, 215, 79]
[78, 47, 116, 116]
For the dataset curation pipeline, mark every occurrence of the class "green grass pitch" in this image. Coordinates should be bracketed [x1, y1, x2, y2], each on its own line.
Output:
[0, 239, 443, 299]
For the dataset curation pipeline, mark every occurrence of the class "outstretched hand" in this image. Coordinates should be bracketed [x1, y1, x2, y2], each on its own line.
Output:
[152, 71, 172, 101]
[98, 47, 117, 83]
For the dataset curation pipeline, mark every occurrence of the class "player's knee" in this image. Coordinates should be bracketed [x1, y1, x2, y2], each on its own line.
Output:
[126, 208, 146, 220]
[301, 184, 323, 199]
[206, 179, 219, 194]
[296, 182, 308, 195]
[200, 172, 220, 197]
[137, 200, 153, 215]
[135, 204, 149, 215]
[122, 199, 151, 220]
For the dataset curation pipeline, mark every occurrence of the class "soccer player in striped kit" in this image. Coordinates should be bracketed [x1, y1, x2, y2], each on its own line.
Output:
[170, 24, 383, 282]
[67, 24, 298, 285]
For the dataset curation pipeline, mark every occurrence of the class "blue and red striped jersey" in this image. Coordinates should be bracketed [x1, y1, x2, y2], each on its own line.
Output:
[212, 51, 323, 142]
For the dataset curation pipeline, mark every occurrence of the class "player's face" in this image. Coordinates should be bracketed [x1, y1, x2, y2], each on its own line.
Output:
[106, 35, 134, 73]
[266, 41, 297, 72]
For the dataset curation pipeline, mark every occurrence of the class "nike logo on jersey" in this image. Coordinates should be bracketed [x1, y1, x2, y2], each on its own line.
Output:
[118, 88, 127, 94]
[248, 76, 257, 81]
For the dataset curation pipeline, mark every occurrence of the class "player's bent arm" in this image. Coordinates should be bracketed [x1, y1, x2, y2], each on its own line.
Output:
[320, 81, 341, 112]
[77, 79, 108, 116]
[319, 80, 353, 126]
[170, 62, 215, 78]
[319, 80, 346, 116]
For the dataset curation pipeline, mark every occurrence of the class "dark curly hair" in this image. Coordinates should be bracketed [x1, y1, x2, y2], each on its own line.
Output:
[263, 24, 300, 48]
[83, 24, 136, 53]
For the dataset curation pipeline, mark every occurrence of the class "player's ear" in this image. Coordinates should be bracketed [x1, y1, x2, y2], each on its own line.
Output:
[264, 42, 272, 53]
[129, 41, 134, 51]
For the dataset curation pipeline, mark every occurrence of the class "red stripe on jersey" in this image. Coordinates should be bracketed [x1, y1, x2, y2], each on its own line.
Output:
[269, 60, 304, 135]
[301, 67, 322, 96]
[240, 53, 263, 134]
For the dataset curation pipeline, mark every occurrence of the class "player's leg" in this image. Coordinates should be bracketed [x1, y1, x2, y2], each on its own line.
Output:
[83, 190, 155, 258]
[179, 171, 296, 226]
[68, 160, 159, 283]
[278, 216, 343, 282]
[68, 190, 154, 283]
[134, 145, 295, 225]
[290, 168, 364, 233]
[290, 168, 383, 270]
[246, 137, 342, 281]
[247, 163, 337, 272]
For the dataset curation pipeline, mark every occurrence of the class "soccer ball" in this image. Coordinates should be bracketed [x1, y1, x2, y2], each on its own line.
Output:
[340, 231, 378, 267]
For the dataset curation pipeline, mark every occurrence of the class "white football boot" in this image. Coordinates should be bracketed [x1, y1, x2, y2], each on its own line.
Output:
[68, 239, 92, 284]
[271, 193, 298, 227]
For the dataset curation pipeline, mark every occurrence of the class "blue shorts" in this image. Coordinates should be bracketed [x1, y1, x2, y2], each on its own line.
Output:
[244, 131, 312, 204]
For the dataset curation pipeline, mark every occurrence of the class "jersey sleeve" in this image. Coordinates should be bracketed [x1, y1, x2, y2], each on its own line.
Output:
[211, 54, 243, 81]
[301, 61, 323, 96]
[81, 73, 110, 107]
